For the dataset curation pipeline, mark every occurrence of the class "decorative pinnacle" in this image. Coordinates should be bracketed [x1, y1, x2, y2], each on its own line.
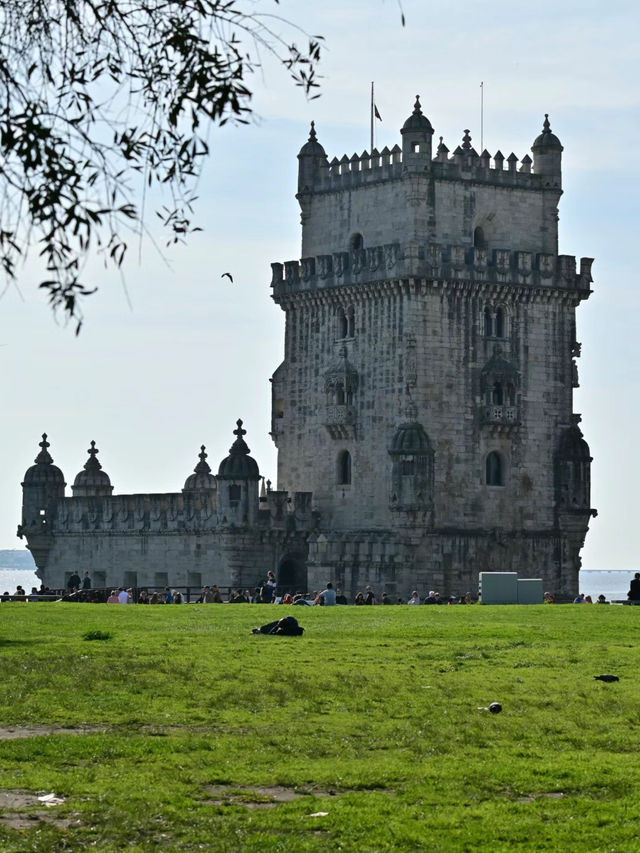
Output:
[543, 114, 551, 133]
[84, 440, 102, 470]
[233, 419, 246, 439]
[309, 120, 317, 141]
[462, 129, 472, 150]
[413, 95, 422, 115]
[35, 433, 53, 465]
[229, 419, 250, 456]
[194, 444, 211, 474]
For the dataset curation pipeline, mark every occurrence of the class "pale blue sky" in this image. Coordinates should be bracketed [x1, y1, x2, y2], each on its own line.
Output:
[2, 0, 638, 570]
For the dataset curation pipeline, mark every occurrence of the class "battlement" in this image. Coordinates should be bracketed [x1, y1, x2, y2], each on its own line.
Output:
[301, 145, 554, 193]
[271, 244, 593, 297]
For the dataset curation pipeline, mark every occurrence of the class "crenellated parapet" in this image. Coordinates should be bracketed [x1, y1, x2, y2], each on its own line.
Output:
[271, 244, 593, 297]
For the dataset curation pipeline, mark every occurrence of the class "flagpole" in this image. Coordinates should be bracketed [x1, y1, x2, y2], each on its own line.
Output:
[480, 81, 484, 152]
[370, 82, 374, 152]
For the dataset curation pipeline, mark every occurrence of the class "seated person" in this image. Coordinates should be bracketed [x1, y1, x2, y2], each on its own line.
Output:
[628, 573, 640, 602]
[251, 616, 304, 636]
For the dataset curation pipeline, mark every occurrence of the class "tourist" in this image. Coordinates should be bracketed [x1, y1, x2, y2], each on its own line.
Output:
[251, 616, 304, 636]
[118, 587, 129, 604]
[364, 586, 376, 605]
[14, 586, 26, 601]
[82, 572, 92, 590]
[335, 588, 348, 605]
[281, 593, 293, 604]
[573, 593, 585, 604]
[173, 591, 183, 604]
[543, 592, 555, 604]
[149, 592, 161, 604]
[138, 590, 149, 604]
[354, 592, 365, 605]
[229, 589, 249, 603]
[407, 590, 420, 605]
[261, 571, 277, 603]
[164, 587, 174, 604]
[596, 594, 610, 604]
[423, 591, 438, 605]
[381, 592, 393, 604]
[584, 595, 593, 604]
[1, 591, 10, 602]
[316, 582, 337, 606]
[627, 573, 640, 602]
[67, 571, 81, 591]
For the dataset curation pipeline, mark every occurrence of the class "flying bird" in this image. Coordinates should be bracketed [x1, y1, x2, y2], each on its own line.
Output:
[221, 272, 234, 283]
[594, 674, 619, 683]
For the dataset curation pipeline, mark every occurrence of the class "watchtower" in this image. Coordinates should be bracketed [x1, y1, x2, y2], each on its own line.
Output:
[270, 98, 596, 598]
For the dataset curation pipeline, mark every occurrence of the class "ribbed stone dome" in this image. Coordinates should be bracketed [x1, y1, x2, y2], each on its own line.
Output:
[183, 445, 217, 492]
[298, 121, 326, 158]
[532, 114, 563, 151]
[401, 96, 433, 134]
[72, 441, 113, 496]
[217, 420, 260, 480]
[22, 434, 66, 486]
[389, 421, 432, 455]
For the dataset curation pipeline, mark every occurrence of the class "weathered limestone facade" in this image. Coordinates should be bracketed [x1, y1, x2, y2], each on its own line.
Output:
[269, 101, 596, 598]
[20, 99, 596, 598]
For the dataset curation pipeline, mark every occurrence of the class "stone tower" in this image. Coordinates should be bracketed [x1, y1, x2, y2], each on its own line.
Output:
[270, 100, 596, 598]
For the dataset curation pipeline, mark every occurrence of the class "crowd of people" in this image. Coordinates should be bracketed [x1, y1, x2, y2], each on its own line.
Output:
[4, 570, 640, 605]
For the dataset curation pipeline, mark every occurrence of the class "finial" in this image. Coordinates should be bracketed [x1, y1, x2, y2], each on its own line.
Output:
[462, 129, 472, 150]
[193, 444, 211, 474]
[84, 440, 102, 470]
[35, 433, 54, 465]
[266, 478, 272, 492]
[309, 120, 317, 141]
[413, 95, 422, 115]
[439, 136, 443, 145]
[543, 114, 551, 133]
[233, 419, 247, 439]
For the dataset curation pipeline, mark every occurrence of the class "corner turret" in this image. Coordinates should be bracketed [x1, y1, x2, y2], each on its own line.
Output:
[401, 96, 433, 172]
[216, 420, 260, 526]
[72, 441, 113, 497]
[183, 445, 217, 494]
[532, 114, 562, 188]
[297, 121, 328, 193]
[19, 434, 66, 573]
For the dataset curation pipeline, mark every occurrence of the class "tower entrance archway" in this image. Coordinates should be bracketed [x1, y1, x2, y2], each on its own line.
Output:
[278, 555, 307, 595]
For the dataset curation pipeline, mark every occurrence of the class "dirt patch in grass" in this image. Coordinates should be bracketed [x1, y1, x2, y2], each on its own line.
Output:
[204, 784, 341, 809]
[0, 789, 79, 831]
[517, 792, 566, 803]
[0, 725, 103, 740]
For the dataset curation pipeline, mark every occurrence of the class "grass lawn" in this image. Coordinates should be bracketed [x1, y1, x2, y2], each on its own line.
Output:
[1, 603, 639, 851]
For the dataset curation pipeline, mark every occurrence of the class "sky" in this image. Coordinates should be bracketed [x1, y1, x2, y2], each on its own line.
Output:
[1, 0, 638, 570]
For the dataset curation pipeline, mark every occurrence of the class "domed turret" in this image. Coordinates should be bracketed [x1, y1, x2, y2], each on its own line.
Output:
[532, 114, 562, 187]
[72, 441, 113, 497]
[401, 95, 434, 170]
[217, 420, 260, 527]
[22, 433, 65, 487]
[183, 445, 217, 492]
[388, 403, 434, 512]
[555, 415, 591, 509]
[218, 420, 260, 480]
[297, 121, 328, 193]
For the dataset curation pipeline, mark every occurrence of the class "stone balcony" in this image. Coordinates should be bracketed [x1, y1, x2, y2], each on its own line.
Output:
[482, 405, 519, 426]
[324, 405, 356, 439]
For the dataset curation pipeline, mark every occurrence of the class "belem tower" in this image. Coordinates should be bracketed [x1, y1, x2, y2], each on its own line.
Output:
[19, 98, 597, 599]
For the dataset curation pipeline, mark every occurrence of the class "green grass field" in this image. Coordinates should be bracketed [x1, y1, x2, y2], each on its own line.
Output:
[1, 603, 639, 852]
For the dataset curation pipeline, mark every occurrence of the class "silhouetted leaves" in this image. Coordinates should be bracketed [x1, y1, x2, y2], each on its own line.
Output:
[0, 1, 323, 330]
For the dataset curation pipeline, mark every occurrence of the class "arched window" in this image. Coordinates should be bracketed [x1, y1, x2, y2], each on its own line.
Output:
[349, 233, 364, 252]
[506, 383, 516, 406]
[495, 307, 504, 338]
[491, 382, 503, 405]
[474, 226, 486, 249]
[337, 307, 348, 339]
[338, 450, 352, 485]
[336, 384, 345, 405]
[484, 307, 493, 337]
[347, 305, 355, 338]
[486, 452, 503, 486]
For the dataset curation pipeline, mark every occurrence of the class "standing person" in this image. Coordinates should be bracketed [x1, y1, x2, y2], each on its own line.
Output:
[364, 585, 376, 605]
[316, 582, 337, 606]
[82, 572, 92, 590]
[628, 573, 640, 602]
[67, 571, 81, 591]
[261, 570, 277, 603]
